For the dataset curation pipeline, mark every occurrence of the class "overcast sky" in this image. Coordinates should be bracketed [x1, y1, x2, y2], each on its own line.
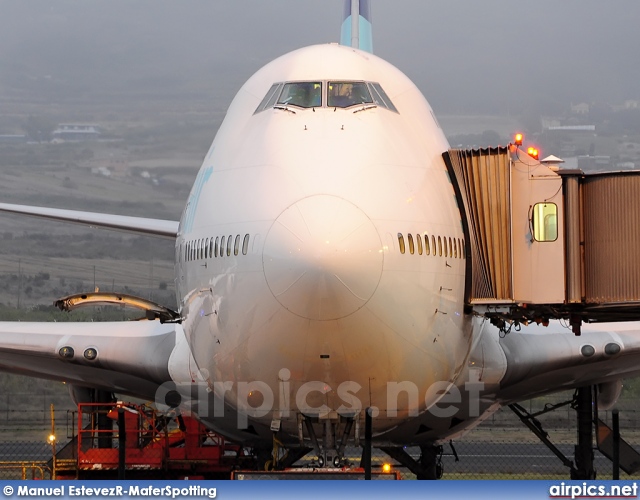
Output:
[1, 1, 639, 115]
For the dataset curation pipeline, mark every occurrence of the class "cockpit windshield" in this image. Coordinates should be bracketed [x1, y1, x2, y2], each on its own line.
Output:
[254, 80, 398, 114]
[328, 81, 373, 108]
[277, 82, 322, 108]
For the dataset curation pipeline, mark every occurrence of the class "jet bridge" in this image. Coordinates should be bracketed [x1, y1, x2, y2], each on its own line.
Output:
[443, 146, 640, 332]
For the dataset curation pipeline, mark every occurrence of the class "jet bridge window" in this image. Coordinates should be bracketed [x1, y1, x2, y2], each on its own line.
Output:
[277, 82, 322, 108]
[532, 203, 558, 242]
[328, 82, 373, 108]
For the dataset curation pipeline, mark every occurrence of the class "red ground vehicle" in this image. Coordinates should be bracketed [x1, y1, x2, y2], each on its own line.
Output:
[54, 402, 252, 479]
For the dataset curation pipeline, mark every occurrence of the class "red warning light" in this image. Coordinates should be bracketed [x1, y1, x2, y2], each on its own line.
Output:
[514, 133, 523, 146]
[527, 147, 539, 160]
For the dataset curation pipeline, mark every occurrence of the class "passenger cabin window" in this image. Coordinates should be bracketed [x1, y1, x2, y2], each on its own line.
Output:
[408, 234, 415, 254]
[234, 235, 240, 256]
[424, 235, 430, 255]
[398, 233, 405, 254]
[328, 82, 373, 108]
[242, 234, 250, 255]
[277, 82, 322, 108]
[416, 234, 423, 255]
[532, 203, 558, 242]
[227, 235, 233, 256]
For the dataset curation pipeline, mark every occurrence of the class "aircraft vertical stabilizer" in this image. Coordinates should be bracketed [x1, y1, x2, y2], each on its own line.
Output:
[340, 0, 373, 53]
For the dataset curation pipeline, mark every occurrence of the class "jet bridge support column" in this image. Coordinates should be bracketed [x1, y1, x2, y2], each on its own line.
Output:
[572, 385, 596, 479]
[378, 444, 443, 480]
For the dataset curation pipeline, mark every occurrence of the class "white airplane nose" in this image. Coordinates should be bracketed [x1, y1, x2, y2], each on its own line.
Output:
[263, 195, 383, 321]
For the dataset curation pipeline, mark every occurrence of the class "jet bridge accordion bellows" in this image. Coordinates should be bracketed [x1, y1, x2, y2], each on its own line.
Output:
[443, 147, 512, 303]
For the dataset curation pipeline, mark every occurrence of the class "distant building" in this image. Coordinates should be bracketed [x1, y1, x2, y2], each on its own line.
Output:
[547, 125, 596, 132]
[52, 124, 101, 142]
[0, 134, 27, 144]
[578, 155, 611, 172]
[541, 117, 561, 129]
[624, 100, 639, 110]
[571, 103, 590, 115]
[616, 162, 636, 170]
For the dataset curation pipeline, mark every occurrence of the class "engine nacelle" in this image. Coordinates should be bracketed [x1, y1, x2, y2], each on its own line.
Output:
[68, 385, 94, 406]
[597, 380, 623, 410]
[68, 385, 114, 406]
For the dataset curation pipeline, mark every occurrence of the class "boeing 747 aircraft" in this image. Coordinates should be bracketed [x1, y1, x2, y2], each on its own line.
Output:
[1, 1, 640, 479]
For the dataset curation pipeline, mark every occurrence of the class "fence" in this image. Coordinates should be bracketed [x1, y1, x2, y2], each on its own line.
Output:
[0, 394, 638, 480]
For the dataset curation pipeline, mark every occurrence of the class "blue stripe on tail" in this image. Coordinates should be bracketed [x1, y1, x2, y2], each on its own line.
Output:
[340, 0, 373, 53]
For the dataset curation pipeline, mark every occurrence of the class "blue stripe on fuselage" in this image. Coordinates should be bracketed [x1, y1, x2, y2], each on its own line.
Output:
[182, 166, 213, 233]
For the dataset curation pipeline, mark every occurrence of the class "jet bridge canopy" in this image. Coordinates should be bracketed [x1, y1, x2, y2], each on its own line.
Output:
[443, 146, 640, 329]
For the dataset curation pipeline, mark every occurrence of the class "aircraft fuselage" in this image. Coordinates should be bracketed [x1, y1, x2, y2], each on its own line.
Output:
[175, 44, 471, 441]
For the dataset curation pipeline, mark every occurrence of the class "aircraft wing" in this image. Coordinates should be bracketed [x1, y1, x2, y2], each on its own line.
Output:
[0, 320, 177, 400]
[0, 203, 178, 239]
[497, 321, 640, 402]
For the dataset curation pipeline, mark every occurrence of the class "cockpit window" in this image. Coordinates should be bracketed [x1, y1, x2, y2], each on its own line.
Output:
[255, 83, 281, 114]
[328, 81, 373, 108]
[277, 82, 322, 108]
[254, 80, 399, 114]
[368, 83, 398, 113]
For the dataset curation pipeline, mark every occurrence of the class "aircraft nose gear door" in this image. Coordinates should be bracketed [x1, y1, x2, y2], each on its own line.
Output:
[298, 412, 358, 468]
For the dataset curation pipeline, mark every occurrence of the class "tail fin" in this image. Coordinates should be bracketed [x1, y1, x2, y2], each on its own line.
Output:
[340, 0, 373, 53]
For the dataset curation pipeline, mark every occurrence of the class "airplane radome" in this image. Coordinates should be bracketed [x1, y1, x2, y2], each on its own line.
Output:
[175, 41, 469, 441]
